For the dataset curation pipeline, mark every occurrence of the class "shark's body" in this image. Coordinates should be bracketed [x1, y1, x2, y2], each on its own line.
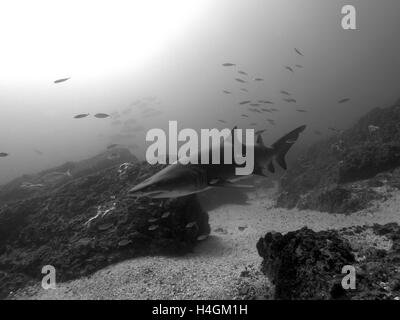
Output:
[129, 125, 306, 198]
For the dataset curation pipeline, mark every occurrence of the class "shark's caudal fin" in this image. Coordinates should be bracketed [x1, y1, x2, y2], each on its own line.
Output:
[271, 125, 306, 170]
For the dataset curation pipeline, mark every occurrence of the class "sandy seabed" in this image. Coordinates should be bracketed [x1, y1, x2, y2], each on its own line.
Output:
[12, 189, 400, 300]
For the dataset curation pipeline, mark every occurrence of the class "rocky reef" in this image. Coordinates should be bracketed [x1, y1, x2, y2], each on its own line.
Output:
[277, 100, 400, 213]
[0, 157, 210, 299]
[257, 224, 400, 299]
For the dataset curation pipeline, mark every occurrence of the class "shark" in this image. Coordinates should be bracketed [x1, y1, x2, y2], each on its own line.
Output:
[129, 125, 306, 198]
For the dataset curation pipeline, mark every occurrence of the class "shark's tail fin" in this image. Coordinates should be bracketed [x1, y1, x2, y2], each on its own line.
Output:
[271, 125, 306, 170]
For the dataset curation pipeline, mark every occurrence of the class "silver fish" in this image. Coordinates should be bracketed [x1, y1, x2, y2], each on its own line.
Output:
[235, 78, 247, 83]
[74, 113, 89, 119]
[284, 66, 294, 73]
[54, 77, 70, 84]
[294, 48, 304, 56]
[94, 113, 111, 118]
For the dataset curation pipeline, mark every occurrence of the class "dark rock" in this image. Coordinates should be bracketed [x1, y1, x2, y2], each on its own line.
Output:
[0, 160, 210, 299]
[256, 227, 355, 299]
[257, 223, 400, 300]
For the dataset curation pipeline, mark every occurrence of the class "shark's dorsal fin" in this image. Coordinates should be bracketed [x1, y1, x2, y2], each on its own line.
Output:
[256, 134, 264, 145]
[272, 125, 306, 170]
[230, 126, 237, 141]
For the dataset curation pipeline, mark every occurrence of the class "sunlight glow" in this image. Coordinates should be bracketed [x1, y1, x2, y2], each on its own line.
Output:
[0, 0, 210, 84]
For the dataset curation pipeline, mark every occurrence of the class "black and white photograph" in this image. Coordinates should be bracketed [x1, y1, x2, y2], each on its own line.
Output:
[1, 0, 400, 308]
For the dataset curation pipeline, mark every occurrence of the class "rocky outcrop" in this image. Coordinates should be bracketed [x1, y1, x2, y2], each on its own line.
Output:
[257, 227, 355, 299]
[277, 101, 400, 213]
[257, 224, 400, 300]
[0, 161, 210, 299]
[0, 148, 137, 205]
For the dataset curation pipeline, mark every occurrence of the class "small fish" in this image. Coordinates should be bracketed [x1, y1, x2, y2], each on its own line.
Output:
[74, 113, 89, 119]
[249, 103, 260, 106]
[238, 71, 248, 75]
[368, 125, 380, 133]
[118, 239, 132, 247]
[294, 48, 304, 56]
[284, 66, 294, 73]
[270, 108, 279, 112]
[284, 98, 296, 103]
[148, 225, 159, 231]
[98, 223, 114, 231]
[235, 78, 246, 83]
[253, 78, 264, 81]
[107, 144, 119, 149]
[54, 77, 70, 84]
[33, 149, 43, 155]
[249, 108, 261, 113]
[261, 108, 271, 113]
[223, 90, 231, 94]
[20, 182, 45, 189]
[94, 113, 111, 118]
[148, 218, 159, 223]
[218, 119, 227, 123]
[280, 90, 290, 96]
[241, 114, 249, 118]
[295, 64, 303, 68]
[197, 234, 208, 241]
[222, 63, 235, 67]
[296, 109, 307, 113]
[161, 212, 171, 218]
[240, 88, 248, 92]
[338, 98, 350, 104]
[239, 100, 251, 105]
[263, 100, 274, 104]
[186, 221, 197, 228]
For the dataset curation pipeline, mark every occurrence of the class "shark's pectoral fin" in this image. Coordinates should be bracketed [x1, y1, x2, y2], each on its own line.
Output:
[209, 179, 254, 189]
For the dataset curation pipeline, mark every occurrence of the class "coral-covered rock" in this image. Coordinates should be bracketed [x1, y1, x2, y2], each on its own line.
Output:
[256, 227, 355, 299]
[257, 224, 400, 300]
[277, 102, 400, 213]
[0, 160, 210, 299]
